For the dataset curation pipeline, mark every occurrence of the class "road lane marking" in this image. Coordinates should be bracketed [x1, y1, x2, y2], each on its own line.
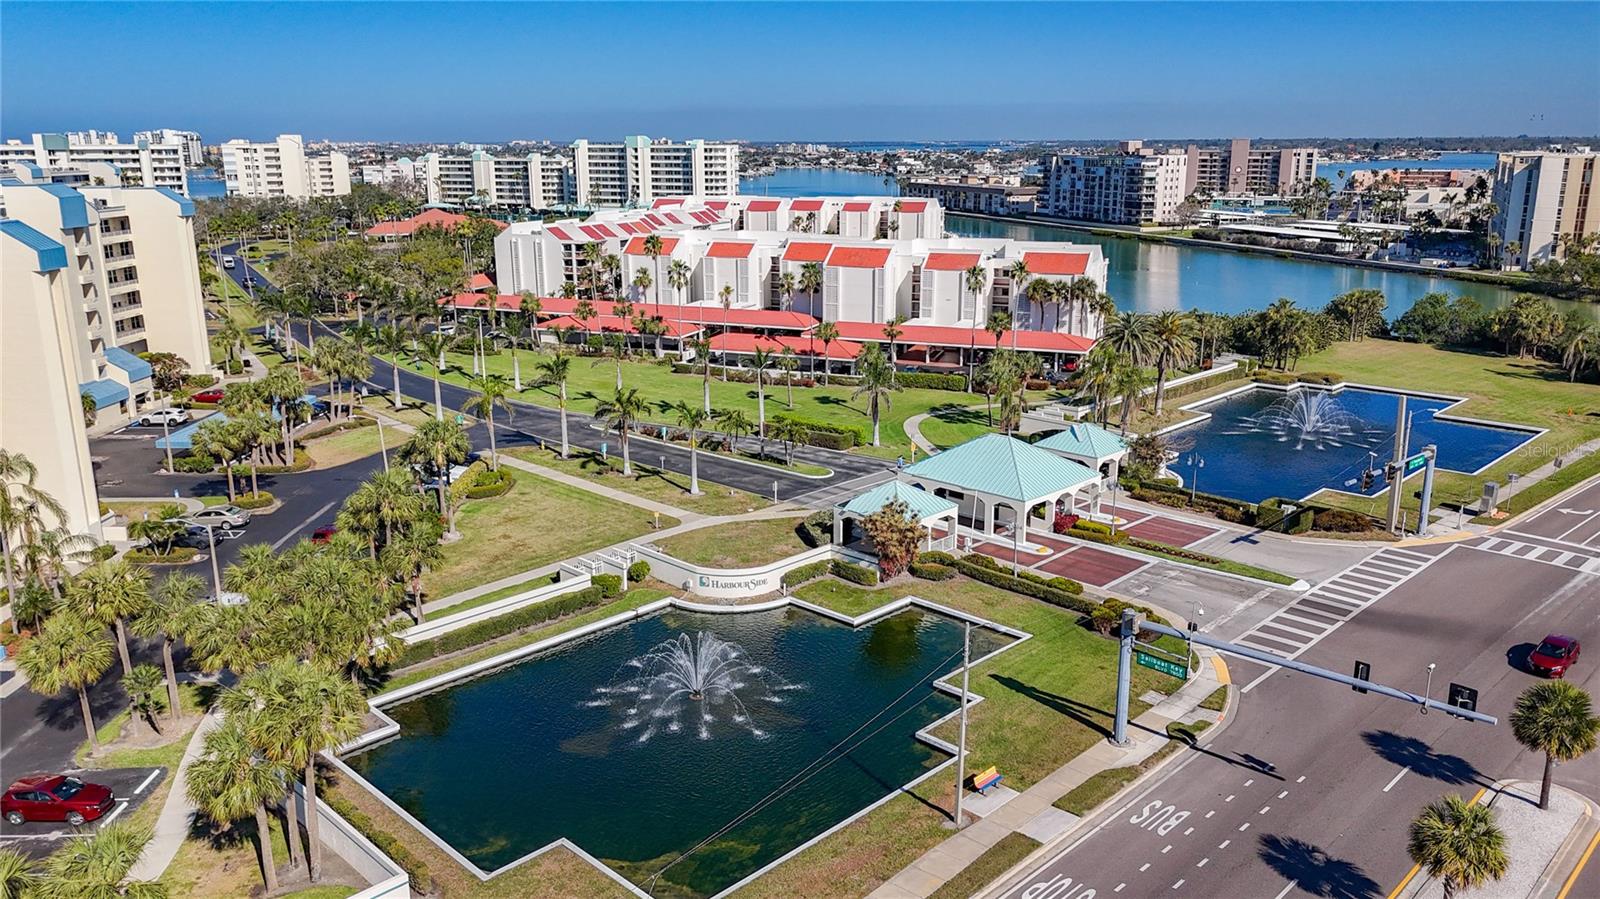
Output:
[1218, 840, 1230, 849]
[272, 497, 341, 550]
[1197, 858, 1209, 868]
[1172, 880, 1184, 889]
[1297, 776, 1306, 783]
[1205, 811, 1214, 818]
[1386, 786, 1487, 899]
[1184, 827, 1194, 835]
[101, 800, 130, 825]
[1244, 780, 1254, 787]
[1238, 823, 1250, 832]
[1162, 845, 1172, 853]
[1382, 767, 1409, 793]
[1225, 795, 1234, 802]
[1277, 790, 1288, 799]
[1273, 881, 1299, 899]
[1115, 884, 1126, 893]
[1259, 806, 1271, 814]
[1141, 863, 1151, 872]
[1556, 827, 1600, 899]
[134, 770, 160, 794]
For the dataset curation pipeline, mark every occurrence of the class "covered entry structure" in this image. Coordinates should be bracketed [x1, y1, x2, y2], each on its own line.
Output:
[899, 433, 1099, 551]
[833, 480, 959, 553]
[1035, 423, 1127, 518]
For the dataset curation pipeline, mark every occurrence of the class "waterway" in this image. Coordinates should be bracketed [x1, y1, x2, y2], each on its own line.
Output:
[739, 167, 1594, 321]
[1315, 152, 1497, 183]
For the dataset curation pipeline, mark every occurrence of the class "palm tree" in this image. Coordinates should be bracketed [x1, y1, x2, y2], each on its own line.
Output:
[1406, 794, 1508, 899]
[1, 449, 65, 607]
[16, 611, 113, 750]
[124, 664, 167, 737]
[516, 293, 542, 382]
[674, 402, 711, 494]
[595, 387, 647, 476]
[414, 331, 454, 421]
[400, 418, 469, 538]
[380, 526, 443, 623]
[964, 264, 989, 390]
[643, 234, 665, 303]
[33, 821, 166, 899]
[1109, 356, 1152, 433]
[222, 659, 365, 883]
[580, 241, 603, 299]
[460, 372, 513, 470]
[1510, 681, 1600, 810]
[131, 572, 203, 724]
[376, 324, 409, 409]
[1100, 310, 1158, 368]
[771, 416, 808, 467]
[987, 309, 1012, 348]
[632, 266, 653, 305]
[66, 560, 150, 679]
[778, 270, 797, 312]
[814, 321, 839, 386]
[1149, 310, 1197, 414]
[192, 418, 242, 501]
[186, 720, 291, 893]
[1007, 259, 1031, 338]
[535, 353, 573, 458]
[686, 335, 714, 413]
[574, 298, 597, 347]
[1561, 324, 1597, 382]
[667, 259, 691, 307]
[778, 348, 799, 409]
[852, 344, 899, 447]
[798, 262, 824, 317]
[0, 848, 36, 899]
[750, 346, 774, 439]
[718, 284, 735, 379]
[882, 315, 905, 384]
[715, 408, 753, 455]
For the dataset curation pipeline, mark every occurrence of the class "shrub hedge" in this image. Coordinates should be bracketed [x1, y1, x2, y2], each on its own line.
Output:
[463, 466, 514, 499]
[781, 559, 831, 587]
[1295, 371, 1344, 385]
[1253, 371, 1297, 386]
[627, 560, 651, 582]
[235, 491, 276, 510]
[393, 585, 607, 668]
[895, 371, 967, 391]
[909, 561, 956, 581]
[323, 792, 433, 893]
[172, 453, 216, 473]
[830, 559, 879, 586]
[125, 547, 199, 564]
[771, 414, 865, 450]
[1313, 508, 1374, 533]
[953, 554, 1096, 615]
[797, 511, 833, 548]
[593, 574, 623, 598]
[300, 417, 374, 441]
[917, 551, 958, 566]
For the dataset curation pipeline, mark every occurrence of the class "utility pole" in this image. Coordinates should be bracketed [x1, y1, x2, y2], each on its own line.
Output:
[1112, 612, 1135, 746]
[953, 619, 972, 828]
[1385, 394, 1408, 533]
[374, 416, 389, 472]
[205, 524, 222, 597]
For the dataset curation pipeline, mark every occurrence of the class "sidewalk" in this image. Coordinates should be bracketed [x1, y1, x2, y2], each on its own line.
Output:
[127, 710, 222, 882]
[1402, 780, 1597, 899]
[870, 649, 1230, 898]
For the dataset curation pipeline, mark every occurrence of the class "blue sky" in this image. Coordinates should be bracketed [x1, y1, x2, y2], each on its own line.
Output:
[4, 2, 1597, 142]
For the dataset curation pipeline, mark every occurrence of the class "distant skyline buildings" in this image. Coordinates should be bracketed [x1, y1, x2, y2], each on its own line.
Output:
[2, 2, 1596, 141]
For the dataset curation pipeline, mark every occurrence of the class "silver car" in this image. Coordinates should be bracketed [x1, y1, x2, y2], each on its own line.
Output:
[184, 505, 252, 529]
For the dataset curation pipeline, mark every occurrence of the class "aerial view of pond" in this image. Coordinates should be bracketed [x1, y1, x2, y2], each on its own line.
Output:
[1163, 385, 1538, 504]
[343, 605, 1011, 897]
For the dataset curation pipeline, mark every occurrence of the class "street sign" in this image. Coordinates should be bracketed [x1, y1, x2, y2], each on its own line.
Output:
[1135, 650, 1187, 680]
[1405, 452, 1428, 475]
[1352, 660, 1371, 693]
[1447, 683, 1479, 715]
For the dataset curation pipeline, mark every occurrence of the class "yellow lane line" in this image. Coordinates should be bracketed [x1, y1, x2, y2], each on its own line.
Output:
[1555, 826, 1600, 899]
[1386, 786, 1488, 899]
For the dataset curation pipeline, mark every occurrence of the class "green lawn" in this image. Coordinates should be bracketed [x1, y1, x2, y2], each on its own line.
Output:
[425, 468, 675, 598]
[1295, 340, 1600, 523]
[507, 445, 770, 517]
[918, 403, 997, 449]
[654, 517, 811, 568]
[423, 574, 557, 621]
[304, 426, 384, 468]
[928, 833, 1040, 899]
[735, 575, 1179, 898]
[404, 348, 1055, 459]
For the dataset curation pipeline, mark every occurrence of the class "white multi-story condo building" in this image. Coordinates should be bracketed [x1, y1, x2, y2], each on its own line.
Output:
[359, 157, 420, 187]
[1044, 141, 1189, 226]
[219, 134, 352, 198]
[903, 177, 1041, 217]
[133, 129, 205, 168]
[0, 132, 189, 193]
[1183, 139, 1320, 196]
[417, 150, 571, 209]
[1490, 146, 1600, 270]
[1, 181, 212, 538]
[572, 136, 739, 207]
[492, 195, 1108, 338]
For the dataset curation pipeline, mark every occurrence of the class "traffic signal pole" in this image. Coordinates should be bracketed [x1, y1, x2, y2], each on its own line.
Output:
[1110, 610, 1495, 746]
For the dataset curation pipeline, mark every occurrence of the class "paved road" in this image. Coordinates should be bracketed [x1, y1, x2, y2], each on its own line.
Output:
[0, 766, 168, 859]
[997, 479, 1600, 899]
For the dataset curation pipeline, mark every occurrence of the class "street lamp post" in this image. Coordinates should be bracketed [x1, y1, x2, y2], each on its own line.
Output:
[160, 408, 175, 473]
[952, 618, 972, 829]
[1187, 453, 1206, 504]
[205, 524, 222, 597]
[1421, 662, 1437, 715]
[374, 416, 389, 472]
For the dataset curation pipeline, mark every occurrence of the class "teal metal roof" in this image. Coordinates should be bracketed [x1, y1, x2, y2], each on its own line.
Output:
[1036, 423, 1128, 460]
[103, 346, 152, 382]
[80, 379, 129, 409]
[839, 480, 957, 521]
[902, 433, 1098, 502]
[1, 219, 67, 271]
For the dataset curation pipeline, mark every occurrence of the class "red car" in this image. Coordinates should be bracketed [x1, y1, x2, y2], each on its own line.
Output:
[3, 774, 114, 826]
[1529, 635, 1581, 678]
[311, 526, 338, 544]
[191, 388, 225, 404]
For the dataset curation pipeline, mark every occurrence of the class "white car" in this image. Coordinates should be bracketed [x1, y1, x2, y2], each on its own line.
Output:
[183, 505, 253, 529]
[221, 255, 235, 269]
[437, 322, 458, 336]
[137, 408, 188, 427]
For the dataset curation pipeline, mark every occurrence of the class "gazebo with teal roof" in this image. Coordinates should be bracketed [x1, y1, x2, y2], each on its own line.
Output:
[897, 433, 1099, 548]
[1035, 422, 1127, 516]
[833, 480, 960, 552]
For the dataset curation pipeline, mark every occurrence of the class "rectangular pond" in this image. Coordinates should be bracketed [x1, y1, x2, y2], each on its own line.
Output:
[1165, 385, 1538, 504]
[342, 605, 1011, 897]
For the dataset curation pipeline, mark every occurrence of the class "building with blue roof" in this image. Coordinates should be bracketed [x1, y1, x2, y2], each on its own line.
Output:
[896, 433, 1100, 547]
[832, 480, 960, 553]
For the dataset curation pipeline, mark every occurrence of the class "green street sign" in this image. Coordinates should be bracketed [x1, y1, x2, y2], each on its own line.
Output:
[1405, 453, 1428, 474]
[1136, 650, 1187, 680]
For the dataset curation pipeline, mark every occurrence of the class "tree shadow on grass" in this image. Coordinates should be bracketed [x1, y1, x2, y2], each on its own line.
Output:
[990, 674, 1114, 738]
[1361, 730, 1486, 787]
[929, 404, 988, 427]
[1257, 834, 1382, 899]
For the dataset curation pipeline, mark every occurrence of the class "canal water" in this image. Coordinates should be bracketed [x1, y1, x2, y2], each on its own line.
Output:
[740, 167, 1593, 321]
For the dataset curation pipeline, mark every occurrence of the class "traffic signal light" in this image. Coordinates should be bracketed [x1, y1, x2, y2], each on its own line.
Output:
[1361, 469, 1375, 491]
[1447, 683, 1479, 714]
[1352, 660, 1370, 693]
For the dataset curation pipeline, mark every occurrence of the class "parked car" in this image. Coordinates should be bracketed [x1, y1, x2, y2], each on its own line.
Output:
[437, 322, 458, 336]
[311, 526, 338, 544]
[242, 276, 257, 288]
[191, 388, 225, 404]
[184, 505, 252, 529]
[222, 255, 235, 269]
[137, 408, 188, 427]
[1528, 634, 1581, 678]
[3, 775, 114, 826]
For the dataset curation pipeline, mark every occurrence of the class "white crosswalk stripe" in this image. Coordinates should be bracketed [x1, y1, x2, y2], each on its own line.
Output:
[1465, 535, 1598, 571]
[1236, 547, 1444, 682]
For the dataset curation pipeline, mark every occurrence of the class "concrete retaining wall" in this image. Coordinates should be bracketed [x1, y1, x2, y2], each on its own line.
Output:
[290, 783, 411, 899]
[399, 574, 594, 645]
[629, 542, 880, 598]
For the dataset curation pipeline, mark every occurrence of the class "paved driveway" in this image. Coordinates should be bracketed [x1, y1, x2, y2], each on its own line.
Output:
[0, 766, 168, 859]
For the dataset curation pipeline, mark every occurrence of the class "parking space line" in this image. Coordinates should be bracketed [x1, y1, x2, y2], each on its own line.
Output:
[134, 769, 160, 794]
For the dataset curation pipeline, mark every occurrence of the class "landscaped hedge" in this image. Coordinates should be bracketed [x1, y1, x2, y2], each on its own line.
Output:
[1313, 508, 1374, 533]
[1256, 498, 1314, 534]
[771, 414, 865, 450]
[393, 585, 607, 668]
[1253, 371, 1297, 386]
[300, 417, 374, 441]
[593, 575, 623, 598]
[173, 452, 216, 473]
[954, 554, 1096, 615]
[917, 551, 958, 566]
[895, 371, 967, 391]
[797, 511, 832, 548]
[234, 491, 276, 510]
[909, 561, 956, 581]
[125, 547, 199, 564]
[1129, 480, 1256, 524]
[243, 449, 311, 474]
[627, 560, 651, 582]
[323, 792, 433, 893]
[781, 559, 831, 587]
[830, 559, 879, 586]
[1295, 371, 1344, 385]
[463, 466, 514, 499]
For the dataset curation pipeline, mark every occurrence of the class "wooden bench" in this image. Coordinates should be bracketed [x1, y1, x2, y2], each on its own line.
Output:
[971, 766, 1003, 795]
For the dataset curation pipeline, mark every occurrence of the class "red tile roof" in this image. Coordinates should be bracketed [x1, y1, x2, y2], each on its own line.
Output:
[652, 197, 686, 208]
[623, 236, 681, 256]
[783, 242, 833, 262]
[789, 199, 824, 212]
[663, 213, 686, 225]
[533, 296, 818, 331]
[830, 321, 1095, 353]
[546, 226, 574, 242]
[896, 200, 928, 213]
[541, 314, 702, 338]
[578, 225, 607, 241]
[439, 292, 525, 312]
[827, 246, 891, 268]
[710, 332, 863, 360]
[705, 200, 729, 210]
[644, 215, 667, 227]
[923, 252, 981, 271]
[691, 210, 720, 224]
[705, 241, 754, 259]
[591, 224, 618, 238]
[364, 208, 508, 238]
[1022, 252, 1091, 276]
[842, 201, 872, 212]
[467, 273, 495, 291]
[745, 199, 781, 212]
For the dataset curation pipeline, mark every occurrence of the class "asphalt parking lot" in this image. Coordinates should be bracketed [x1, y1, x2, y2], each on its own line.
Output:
[0, 766, 167, 858]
